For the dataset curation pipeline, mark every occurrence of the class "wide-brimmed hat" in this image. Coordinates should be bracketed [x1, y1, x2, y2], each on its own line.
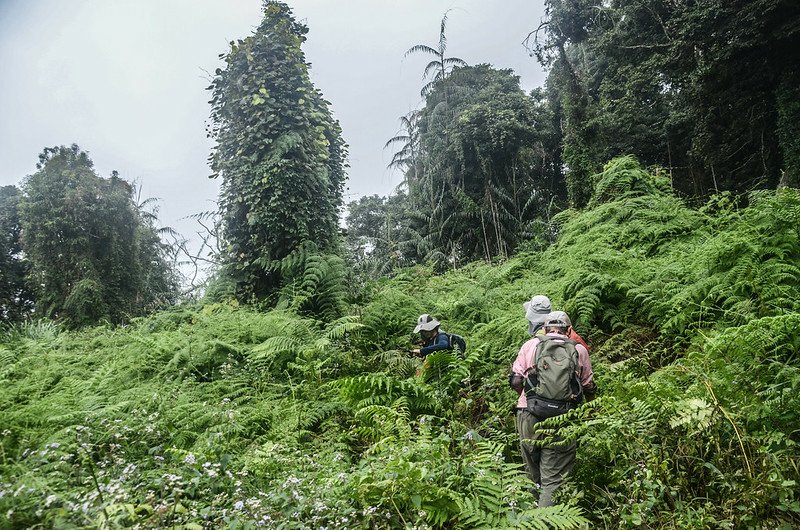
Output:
[414, 314, 441, 333]
[547, 310, 572, 328]
[523, 295, 552, 324]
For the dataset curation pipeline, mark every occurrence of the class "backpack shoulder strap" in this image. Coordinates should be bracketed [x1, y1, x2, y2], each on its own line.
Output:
[445, 332, 466, 356]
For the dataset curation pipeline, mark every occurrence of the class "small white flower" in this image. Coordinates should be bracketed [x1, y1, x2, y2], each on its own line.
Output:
[183, 453, 196, 465]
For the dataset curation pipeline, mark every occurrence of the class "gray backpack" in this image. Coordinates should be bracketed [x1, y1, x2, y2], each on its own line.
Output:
[523, 336, 583, 419]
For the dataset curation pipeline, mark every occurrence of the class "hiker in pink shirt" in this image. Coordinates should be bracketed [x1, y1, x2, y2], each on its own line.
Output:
[509, 312, 596, 507]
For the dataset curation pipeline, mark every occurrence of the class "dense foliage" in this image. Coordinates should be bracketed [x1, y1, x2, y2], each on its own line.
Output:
[0, 185, 33, 324]
[14, 145, 178, 328]
[410, 66, 563, 264]
[3, 3, 799, 528]
[355, 1, 800, 269]
[344, 193, 417, 286]
[365, 65, 562, 271]
[3, 159, 798, 528]
[208, 1, 347, 315]
[533, 0, 800, 205]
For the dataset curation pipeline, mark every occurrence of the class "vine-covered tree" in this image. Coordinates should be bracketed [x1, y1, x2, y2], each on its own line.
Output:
[0, 185, 34, 324]
[18, 145, 178, 327]
[208, 1, 347, 313]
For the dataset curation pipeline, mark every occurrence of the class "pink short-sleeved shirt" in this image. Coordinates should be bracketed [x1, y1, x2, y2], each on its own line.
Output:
[511, 332, 594, 409]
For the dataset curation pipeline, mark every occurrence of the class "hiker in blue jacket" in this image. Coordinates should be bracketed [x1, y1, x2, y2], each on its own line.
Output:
[411, 314, 452, 357]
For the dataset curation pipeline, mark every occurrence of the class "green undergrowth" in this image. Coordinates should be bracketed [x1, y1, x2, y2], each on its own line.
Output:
[2, 158, 799, 529]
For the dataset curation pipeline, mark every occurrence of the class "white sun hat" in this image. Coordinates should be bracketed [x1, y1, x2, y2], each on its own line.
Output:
[523, 295, 552, 325]
[544, 311, 570, 329]
[414, 314, 441, 333]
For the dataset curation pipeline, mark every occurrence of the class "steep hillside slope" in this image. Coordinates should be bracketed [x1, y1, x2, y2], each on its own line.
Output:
[2, 158, 798, 529]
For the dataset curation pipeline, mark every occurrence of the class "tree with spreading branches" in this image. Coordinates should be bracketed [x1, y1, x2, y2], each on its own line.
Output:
[18, 145, 177, 327]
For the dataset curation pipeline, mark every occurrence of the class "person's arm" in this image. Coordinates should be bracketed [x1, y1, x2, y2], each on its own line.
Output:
[508, 372, 524, 393]
[509, 339, 538, 395]
[419, 332, 452, 356]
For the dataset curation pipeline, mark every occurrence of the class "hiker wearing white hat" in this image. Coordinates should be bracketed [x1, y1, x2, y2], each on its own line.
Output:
[547, 310, 589, 350]
[523, 294, 552, 336]
[410, 314, 466, 358]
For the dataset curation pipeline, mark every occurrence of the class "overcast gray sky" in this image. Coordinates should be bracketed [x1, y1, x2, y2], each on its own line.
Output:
[0, 0, 547, 253]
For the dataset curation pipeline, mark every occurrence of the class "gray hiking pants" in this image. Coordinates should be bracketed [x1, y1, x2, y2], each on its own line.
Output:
[516, 408, 576, 507]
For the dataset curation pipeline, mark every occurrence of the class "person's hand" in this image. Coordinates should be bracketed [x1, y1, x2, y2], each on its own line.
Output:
[410, 348, 421, 355]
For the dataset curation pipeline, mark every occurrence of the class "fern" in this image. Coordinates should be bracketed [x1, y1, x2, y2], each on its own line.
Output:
[588, 155, 671, 207]
[0, 345, 16, 379]
[325, 315, 365, 340]
[2, 171, 799, 529]
[273, 241, 347, 321]
[510, 505, 590, 530]
[455, 441, 588, 529]
[335, 373, 441, 417]
[354, 401, 412, 443]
